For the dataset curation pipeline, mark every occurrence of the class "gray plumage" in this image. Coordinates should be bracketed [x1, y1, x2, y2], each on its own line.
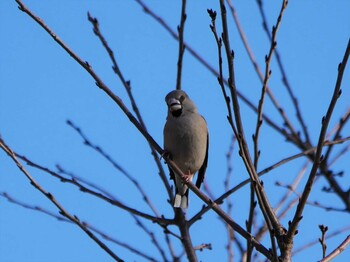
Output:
[163, 90, 209, 209]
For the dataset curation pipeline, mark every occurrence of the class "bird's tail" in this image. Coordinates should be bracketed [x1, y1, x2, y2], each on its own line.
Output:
[174, 193, 188, 209]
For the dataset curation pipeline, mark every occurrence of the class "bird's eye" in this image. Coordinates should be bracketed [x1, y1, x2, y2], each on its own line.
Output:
[179, 95, 185, 103]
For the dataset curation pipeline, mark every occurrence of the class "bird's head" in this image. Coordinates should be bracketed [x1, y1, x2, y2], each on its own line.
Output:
[165, 90, 197, 117]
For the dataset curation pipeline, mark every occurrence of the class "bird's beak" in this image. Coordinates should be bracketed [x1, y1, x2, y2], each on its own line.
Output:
[167, 98, 182, 112]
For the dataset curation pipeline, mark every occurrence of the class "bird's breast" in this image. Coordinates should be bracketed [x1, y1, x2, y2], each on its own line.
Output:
[164, 114, 207, 174]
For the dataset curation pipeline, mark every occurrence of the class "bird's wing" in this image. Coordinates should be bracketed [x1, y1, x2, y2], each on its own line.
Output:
[196, 131, 209, 189]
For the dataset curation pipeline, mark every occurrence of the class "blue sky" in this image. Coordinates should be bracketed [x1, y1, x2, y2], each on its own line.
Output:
[1, 1, 350, 261]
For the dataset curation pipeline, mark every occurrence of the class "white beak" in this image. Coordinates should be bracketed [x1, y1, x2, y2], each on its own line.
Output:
[168, 98, 182, 112]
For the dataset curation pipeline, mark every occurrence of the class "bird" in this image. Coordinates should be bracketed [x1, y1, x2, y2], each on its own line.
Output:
[163, 90, 209, 209]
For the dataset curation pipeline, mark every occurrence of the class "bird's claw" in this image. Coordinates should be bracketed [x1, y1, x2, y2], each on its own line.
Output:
[183, 171, 192, 183]
[184, 175, 191, 183]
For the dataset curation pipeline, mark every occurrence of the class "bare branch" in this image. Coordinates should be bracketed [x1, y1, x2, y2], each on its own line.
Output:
[320, 235, 350, 262]
[86, 12, 173, 203]
[176, 0, 187, 90]
[133, 215, 168, 261]
[135, 0, 291, 144]
[0, 192, 159, 261]
[66, 120, 161, 217]
[207, 8, 238, 137]
[287, 39, 350, 248]
[324, 108, 350, 163]
[224, 136, 237, 261]
[15, 0, 164, 162]
[256, 0, 311, 145]
[0, 138, 124, 262]
[14, 152, 170, 225]
[193, 243, 212, 251]
[318, 225, 328, 258]
[293, 225, 350, 255]
[228, 0, 302, 148]
[253, 0, 288, 170]
[219, 1, 291, 259]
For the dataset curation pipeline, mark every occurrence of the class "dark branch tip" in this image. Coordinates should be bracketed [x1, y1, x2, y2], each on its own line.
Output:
[47, 192, 53, 199]
[272, 26, 276, 34]
[320, 154, 324, 161]
[338, 89, 342, 97]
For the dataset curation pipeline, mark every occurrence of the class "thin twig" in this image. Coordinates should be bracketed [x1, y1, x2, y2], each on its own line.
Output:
[220, 1, 287, 259]
[136, 0, 350, 212]
[135, 0, 292, 144]
[176, 0, 187, 90]
[256, 0, 310, 146]
[252, 1, 289, 255]
[224, 2, 289, 258]
[324, 108, 350, 163]
[14, 1, 273, 259]
[15, 0, 165, 175]
[86, 12, 173, 203]
[224, 135, 236, 262]
[258, 136, 350, 177]
[193, 243, 212, 251]
[189, 136, 350, 226]
[255, 163, 308, 242]
[207, 8, 238, 138]
[66, 120, 161, 217]
[287, 39, 350, 253]
[253, 0, 288, 171]
[275, 162, 308, 214]
[293, 225, 350, 255]
[0, 139, 124, 262]
[15, 153, 171, 225]
[228, 0, 301, 147]
[168, 158, 272, 259]
[256, 0, 350, 212]
[318, 224, 328, 259]
[0, 192, 159, 262]
[133, 215, 168, 261]
[320, 235, 350, 262]
[329, 143, 350, 167]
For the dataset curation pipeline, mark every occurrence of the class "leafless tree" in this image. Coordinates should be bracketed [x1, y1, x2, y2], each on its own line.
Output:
[1, 1, 349, 261]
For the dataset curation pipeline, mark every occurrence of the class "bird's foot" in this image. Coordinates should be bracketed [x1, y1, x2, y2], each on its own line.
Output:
[183, 171, 193, 183]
